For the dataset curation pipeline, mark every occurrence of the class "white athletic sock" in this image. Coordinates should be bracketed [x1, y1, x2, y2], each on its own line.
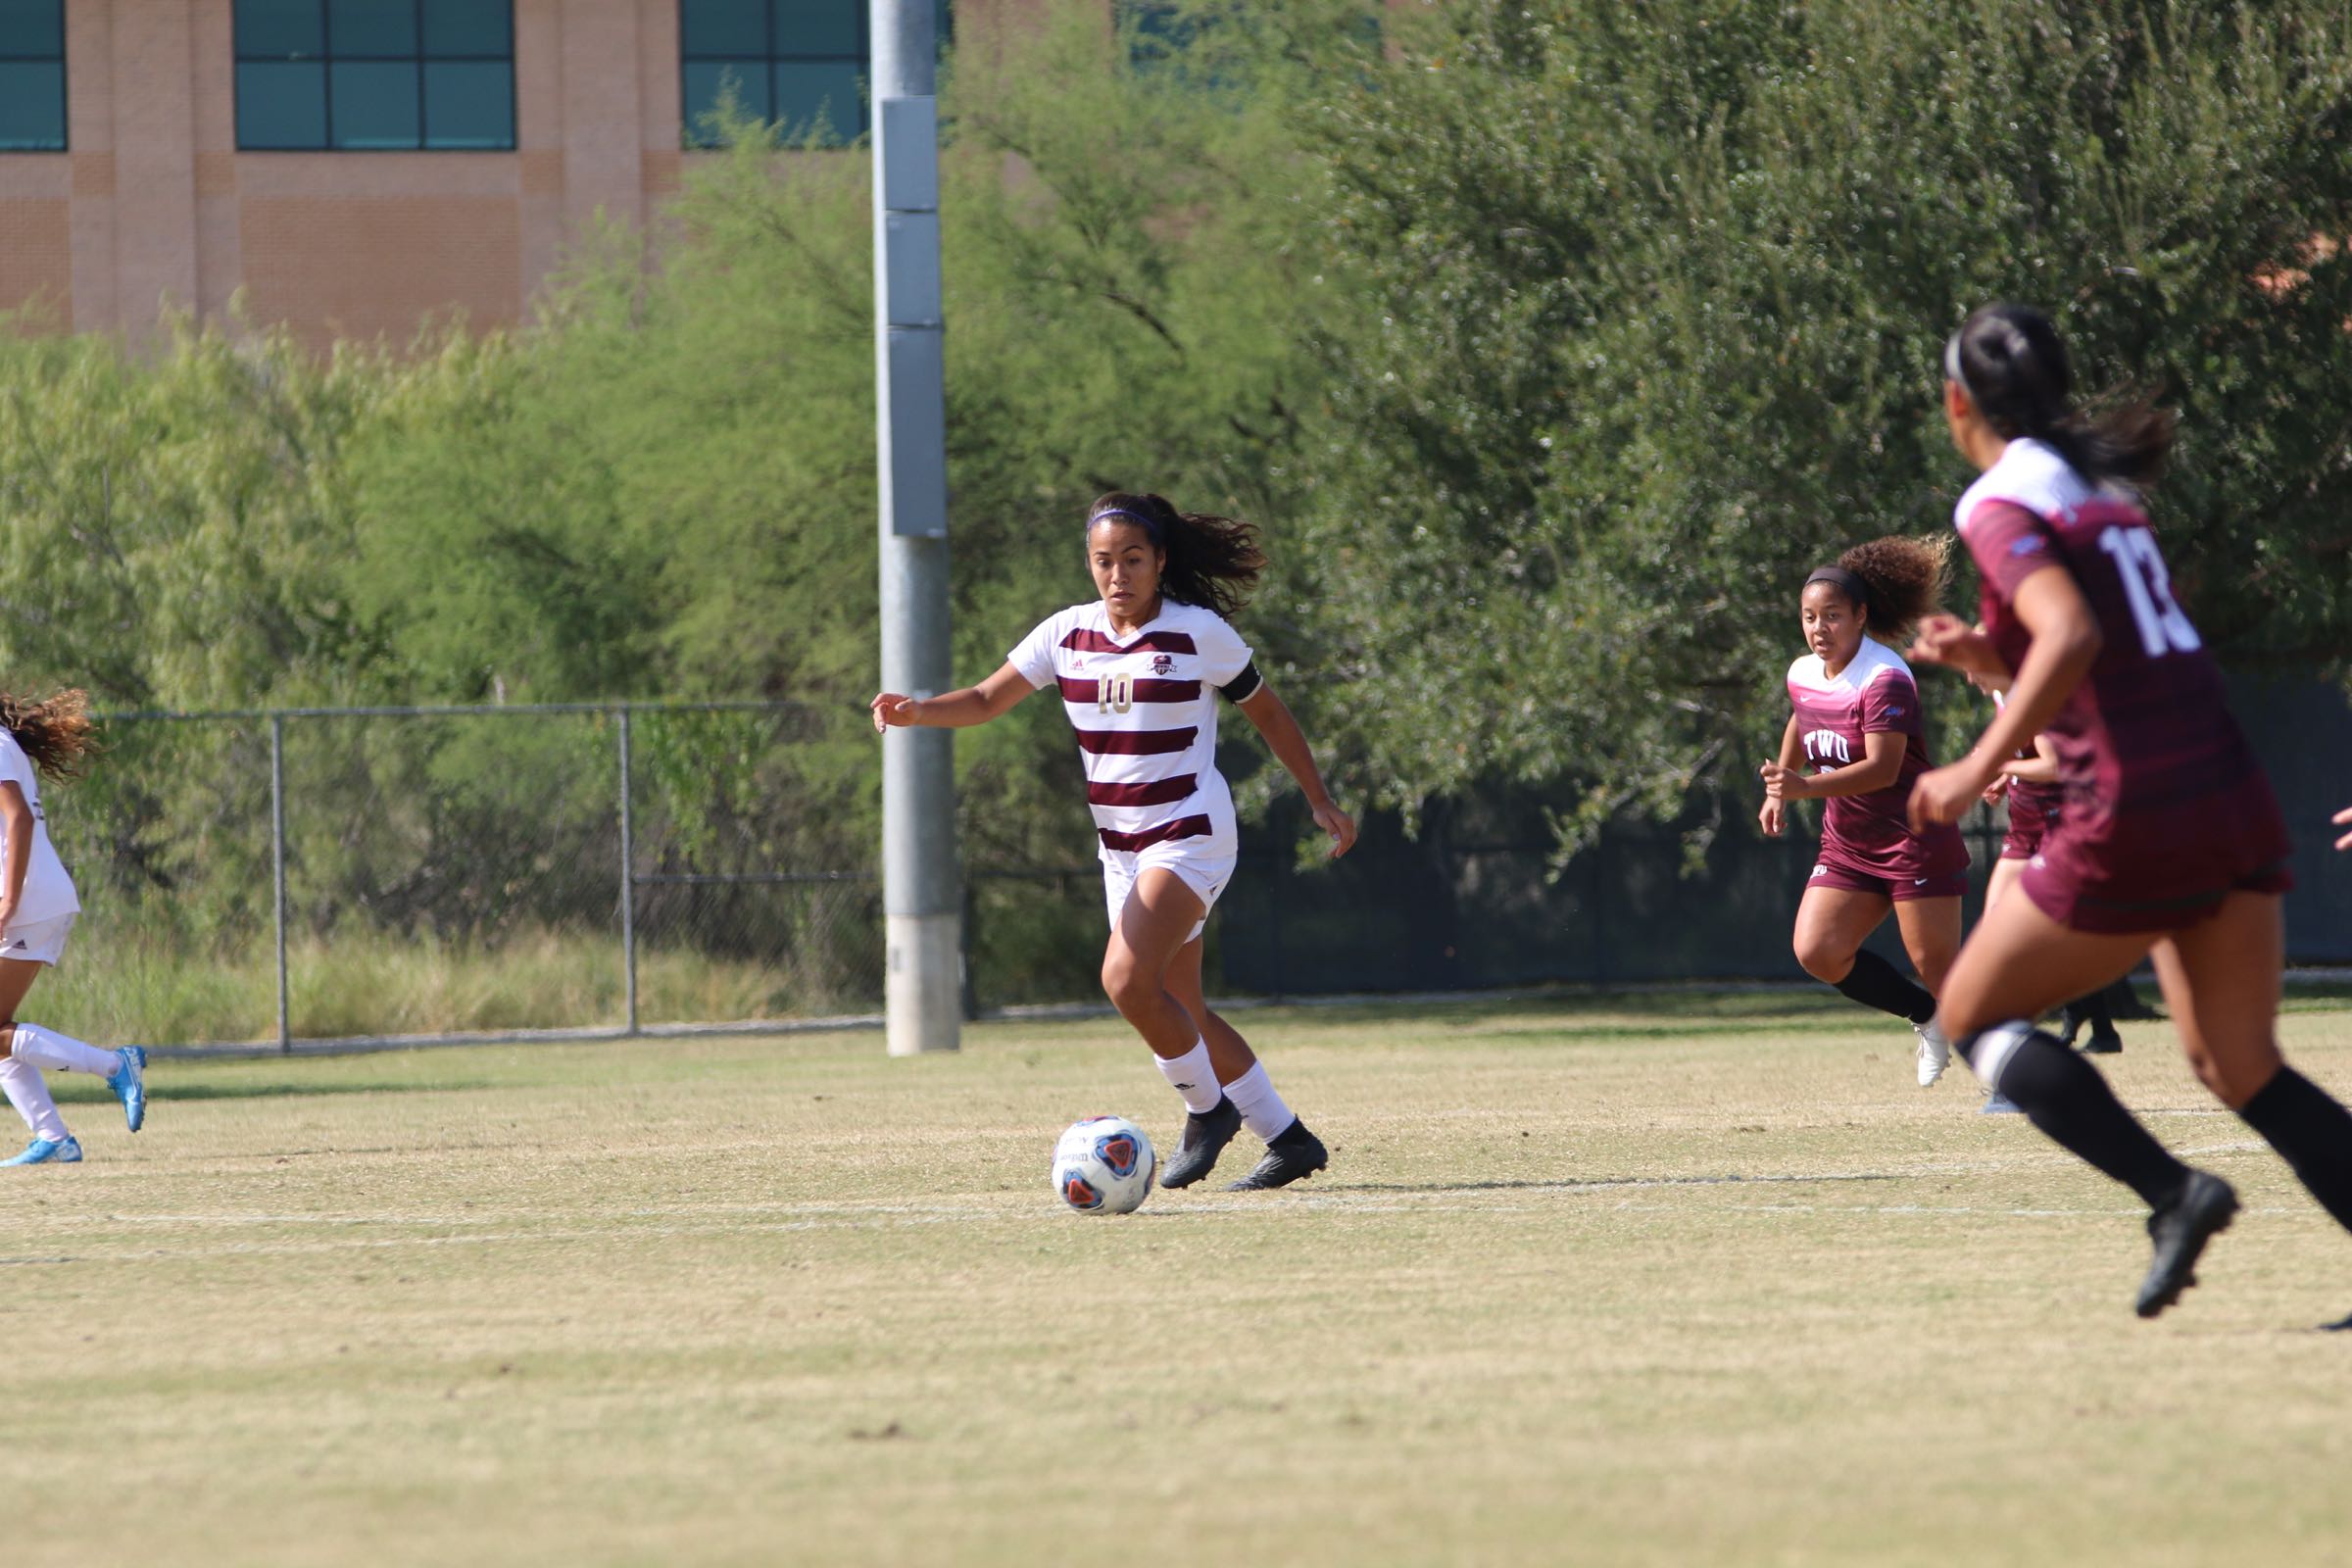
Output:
[0, 1057, 68, 1143]
[11, 1023, 120, 1078]
[1221, 1062, 1295, 1143]
[1154, 1041, 1223, 1114]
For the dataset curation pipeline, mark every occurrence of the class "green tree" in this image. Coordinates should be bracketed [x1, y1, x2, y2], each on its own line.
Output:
[1290, 0, 2352, 853]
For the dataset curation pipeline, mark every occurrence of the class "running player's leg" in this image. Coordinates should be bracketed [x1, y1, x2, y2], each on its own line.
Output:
[1936, 893, 2181, 1200]
[6, 1018, 141, 1132]
[2062, 983, 2124, 1053]
[1156, 935, 1250, 1187]
[0, 961, 72, 1158]
[1983, 857, 2026, 909]
[2153, 892, 2352, 1237]
[1794, 886, 1932, 1021]
[1165, 937, 1253, 1085]
[1937, 892, 2233, 1315]
[1162, 936, 1322, 1191]
[0, 1054, 66, 1144]
[1891, 895, 1962, 995]
[1101, 867, 1209, 1060]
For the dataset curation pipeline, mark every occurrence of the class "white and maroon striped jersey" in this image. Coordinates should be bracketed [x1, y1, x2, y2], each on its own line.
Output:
[1008, 600, 1255, 858]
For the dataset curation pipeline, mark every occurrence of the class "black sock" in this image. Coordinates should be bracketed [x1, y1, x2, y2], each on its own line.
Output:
[1972, 1027, 2189, 1208]
[1833, 950, 1936, 1024]
[2237, 1067, 2352, 1238]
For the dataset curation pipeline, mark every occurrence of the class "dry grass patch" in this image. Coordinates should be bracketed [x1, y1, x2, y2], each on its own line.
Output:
[6, 993, 2350, 1567]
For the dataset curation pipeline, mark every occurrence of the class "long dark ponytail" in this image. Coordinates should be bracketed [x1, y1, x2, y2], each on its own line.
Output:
[1087, 493, 1266, 618]
[1946, 304, 2175, 491]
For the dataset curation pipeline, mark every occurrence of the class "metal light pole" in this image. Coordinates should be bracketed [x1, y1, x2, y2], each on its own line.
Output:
[872, 0, 960, 1054]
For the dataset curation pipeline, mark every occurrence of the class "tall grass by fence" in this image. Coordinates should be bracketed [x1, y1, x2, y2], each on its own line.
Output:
[35, 681, 2352, 1054]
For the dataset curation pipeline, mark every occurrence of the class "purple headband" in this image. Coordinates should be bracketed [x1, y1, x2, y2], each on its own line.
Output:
[1089, 507, 1162, 542]
[1805, 564, 1869, 607]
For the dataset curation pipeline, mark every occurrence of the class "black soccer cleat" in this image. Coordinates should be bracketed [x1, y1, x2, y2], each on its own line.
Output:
[1225, 1119, 1328, 1192]
[2135, 1169, 2238, 1319]
[2080, 1028, 2124, 1055]
[1159, 1097, 1243, 1189]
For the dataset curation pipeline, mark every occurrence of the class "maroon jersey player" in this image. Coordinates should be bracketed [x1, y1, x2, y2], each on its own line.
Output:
[1975, 683, 2119, 1057]
[1909, 303, 2352, 1322]
[1760, 537, 1969, 1089]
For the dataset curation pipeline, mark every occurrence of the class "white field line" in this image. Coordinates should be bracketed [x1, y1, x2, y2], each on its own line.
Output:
[0, 1200, 2331, 1265]
[0, 1147, 2327, 1263]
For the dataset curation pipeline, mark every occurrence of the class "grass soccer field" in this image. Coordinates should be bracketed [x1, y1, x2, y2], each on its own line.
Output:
[12, 992, 2352, 1568]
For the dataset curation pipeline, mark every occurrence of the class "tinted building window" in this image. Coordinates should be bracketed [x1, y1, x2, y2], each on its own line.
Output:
[680, 0, 949, 149]
[0, 0, 68, 152]
[235, 0, 515, 150]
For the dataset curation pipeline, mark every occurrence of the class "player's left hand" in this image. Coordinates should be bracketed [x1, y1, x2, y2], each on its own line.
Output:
[1982, 775, 2010, 806]
[2334, 805, 2352, 853]
[1311, 799, 1357, 858]
[1909, 759, 1992, 830]
[1758, 760, 1809, 802]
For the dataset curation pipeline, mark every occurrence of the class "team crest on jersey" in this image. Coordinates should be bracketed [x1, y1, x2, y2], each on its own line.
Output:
[1151, 654, 1176, 676]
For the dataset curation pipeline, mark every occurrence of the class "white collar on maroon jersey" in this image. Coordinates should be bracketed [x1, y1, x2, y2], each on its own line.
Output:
[1953, 437, 2092, 532]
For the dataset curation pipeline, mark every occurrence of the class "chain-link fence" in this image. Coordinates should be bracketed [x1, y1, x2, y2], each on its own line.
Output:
[38, 678, 2352, 1053]
[52, 702, 886, 1052]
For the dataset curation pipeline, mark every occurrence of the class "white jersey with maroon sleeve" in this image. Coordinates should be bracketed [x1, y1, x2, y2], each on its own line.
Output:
[1007, 600, 1254, 861]
[0, 728, 79, 927]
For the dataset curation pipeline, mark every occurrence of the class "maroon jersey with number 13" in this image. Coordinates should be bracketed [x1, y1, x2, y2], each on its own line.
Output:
[1954, 438, 2290, 932]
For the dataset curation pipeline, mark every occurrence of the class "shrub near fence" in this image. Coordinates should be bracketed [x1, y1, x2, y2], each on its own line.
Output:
[34, 678, 2351, 1052]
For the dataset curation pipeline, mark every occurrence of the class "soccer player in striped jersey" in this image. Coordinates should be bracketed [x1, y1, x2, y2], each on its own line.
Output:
[1760, 538, 1971, 1089]
[0, 690, 147, 1164]
[1910, 303, 2352, 1320]
[871, 494, 1356, 1191]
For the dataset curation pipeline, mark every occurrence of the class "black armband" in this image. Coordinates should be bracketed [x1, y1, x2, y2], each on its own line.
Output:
[1218, 660, 1264, 703]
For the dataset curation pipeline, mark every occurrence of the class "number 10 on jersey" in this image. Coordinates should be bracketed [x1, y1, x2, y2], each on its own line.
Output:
[1098, 673, 1135, 714]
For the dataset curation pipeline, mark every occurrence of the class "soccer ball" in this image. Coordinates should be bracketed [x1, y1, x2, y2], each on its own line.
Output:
[1052, 1115, 1156, 1215]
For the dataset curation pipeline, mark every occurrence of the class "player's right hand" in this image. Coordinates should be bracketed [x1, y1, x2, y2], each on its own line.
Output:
[1758, 797, 1784, 837]
[1908, 614, 2008, 681]
[2334, 805, 2351, 853]
[869, 693, 919, 733]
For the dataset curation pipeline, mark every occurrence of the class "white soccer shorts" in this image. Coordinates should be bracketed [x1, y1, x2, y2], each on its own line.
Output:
[0, 912, 76, 967]
[1101, 842, 1237, 946]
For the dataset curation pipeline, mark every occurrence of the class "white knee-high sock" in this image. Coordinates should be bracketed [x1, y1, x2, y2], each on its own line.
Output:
[1153, 1040, 1223, 1113]
[1221, 1062, 1295, 1142]
[12, 1023, 119, 1077]
[0, 1057, 68, 1143]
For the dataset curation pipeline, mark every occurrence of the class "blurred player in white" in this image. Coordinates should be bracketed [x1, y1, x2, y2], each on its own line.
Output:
[873, 493, 1355, 1190]
[0, 690, 145, 1164]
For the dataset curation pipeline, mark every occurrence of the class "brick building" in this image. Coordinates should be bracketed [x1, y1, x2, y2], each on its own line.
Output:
[0, 0, 971, 343]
